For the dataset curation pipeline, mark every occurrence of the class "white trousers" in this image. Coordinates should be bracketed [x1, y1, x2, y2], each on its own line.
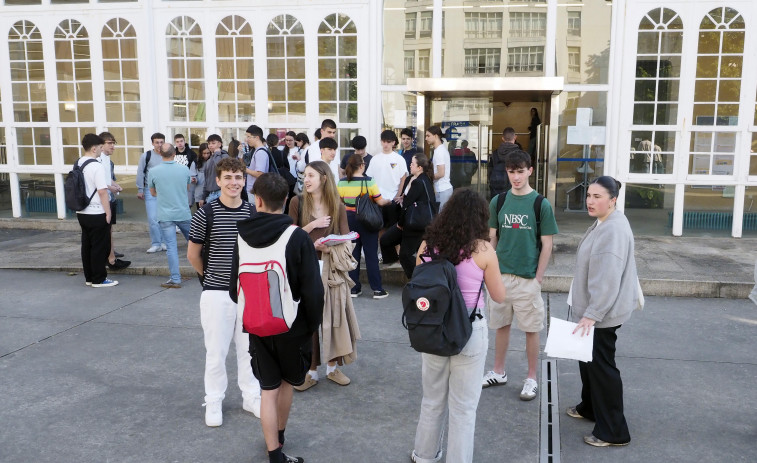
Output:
[412, 319, 489, 463]
[200, 290, 260, 403]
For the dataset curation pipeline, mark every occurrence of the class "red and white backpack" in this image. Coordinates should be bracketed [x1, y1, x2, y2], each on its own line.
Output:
[237, 225, 299, 336]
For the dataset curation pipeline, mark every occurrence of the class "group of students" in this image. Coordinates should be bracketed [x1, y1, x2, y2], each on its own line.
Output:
[74, 118, 638, 462]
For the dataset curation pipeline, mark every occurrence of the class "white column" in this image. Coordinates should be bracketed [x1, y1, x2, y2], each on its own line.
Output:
[672, 183, 684, 236]
[10, 172, 21, 218]
[545, 0, 557, 77]
[732, 184, 745, 238]
[432, 0, 442, 78]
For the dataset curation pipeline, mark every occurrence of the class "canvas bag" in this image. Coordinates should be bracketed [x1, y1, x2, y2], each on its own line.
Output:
[237, 225, 299, 336]
[355, 178, 383, 231]
[402, 255, 480, 356]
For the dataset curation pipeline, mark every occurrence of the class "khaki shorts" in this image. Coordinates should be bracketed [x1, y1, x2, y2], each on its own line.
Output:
[487, 274, 545, 332]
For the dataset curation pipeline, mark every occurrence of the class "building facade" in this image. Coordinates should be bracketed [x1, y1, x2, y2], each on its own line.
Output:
[0, 0, 755, 237]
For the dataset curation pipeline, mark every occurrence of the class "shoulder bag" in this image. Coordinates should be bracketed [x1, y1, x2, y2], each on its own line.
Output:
[355, 178, 383, 232]
[404, 179, 435, 232]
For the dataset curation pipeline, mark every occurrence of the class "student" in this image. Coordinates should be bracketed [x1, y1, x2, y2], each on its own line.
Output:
[76, 134, 116, 288]
[481, 150, 558, 401]
[136, 133, 167, 253]
[365, 130, 408, 229]
[244, 125, 269, 201]
[202, 134, 229, 203]
[174, 134, 198, 206]
[319, 136, 340, 179]
[339, 135, 372, 178]
[98, 131, 129, 271]
[187, 157, 261, 427]
[148, 142, 192, 289]
[424, 126, 453, 212]
[305, 119, 336, 164]
[230, 173, 324, 463]
[488, 127, 518, 199]
[398, 128, 417, 172]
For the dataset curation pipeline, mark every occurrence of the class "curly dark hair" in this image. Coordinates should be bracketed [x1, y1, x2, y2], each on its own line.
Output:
[423, 189, 490, 265]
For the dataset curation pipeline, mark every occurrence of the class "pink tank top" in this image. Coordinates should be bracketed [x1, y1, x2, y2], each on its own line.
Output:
[455, 256, 484, 313]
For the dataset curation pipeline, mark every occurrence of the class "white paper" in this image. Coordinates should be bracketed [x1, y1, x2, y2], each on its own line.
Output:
[544, 317, 593, 362]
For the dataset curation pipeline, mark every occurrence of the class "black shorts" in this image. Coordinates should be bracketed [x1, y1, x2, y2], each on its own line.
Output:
[381, 202, 400, 228]
[249, 333, 312, 390]
[109, 199, 118, 225]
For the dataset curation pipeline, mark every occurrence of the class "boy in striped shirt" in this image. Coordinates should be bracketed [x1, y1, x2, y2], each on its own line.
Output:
[187, 157, 261, 427]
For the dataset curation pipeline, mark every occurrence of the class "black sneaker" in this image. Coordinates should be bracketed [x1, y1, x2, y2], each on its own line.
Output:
[373, 290, 389, 299]
[282, 453, 304, 463]
[107, 259, 131, 270]
[350, 288, 362, 298]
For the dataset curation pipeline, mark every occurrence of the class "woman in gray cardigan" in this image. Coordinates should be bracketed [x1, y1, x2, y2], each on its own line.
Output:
[568, 176, 637, 447]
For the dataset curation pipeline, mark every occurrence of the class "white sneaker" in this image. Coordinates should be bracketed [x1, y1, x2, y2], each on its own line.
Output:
[160, 243, 167, 251]
[91, 279, 118, 288]
[482, 370, 507, 388]
[520, 378, 538, 401]
[242, 396, 261, 419]
[203, 400, 222, 427]
[146, 245, 161, 253]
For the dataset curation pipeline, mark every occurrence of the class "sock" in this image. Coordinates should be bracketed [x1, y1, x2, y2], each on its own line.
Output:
[308, 370, 319, 381]
[278, 429, 285, 446]
[326, 364, 336, 375]
[268, 447, 283, 463]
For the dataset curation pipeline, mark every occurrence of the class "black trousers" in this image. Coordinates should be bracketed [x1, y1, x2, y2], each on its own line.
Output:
[379, 224, 423, 279]
[576, 325, 631, 444]
[77, 213, 111, 284]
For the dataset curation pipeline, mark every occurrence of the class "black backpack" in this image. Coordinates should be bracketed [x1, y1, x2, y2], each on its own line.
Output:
[495, 191, 544, 250]
[64, 158, 98, 211]
[402, 255, 482, 356]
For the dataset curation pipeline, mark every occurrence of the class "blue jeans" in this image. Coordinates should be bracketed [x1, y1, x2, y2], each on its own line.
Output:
[346, 211, 383, 292]
[159, 220, 191, 283]
[206, 190, 221, 202]
[144, 189, 163, 247]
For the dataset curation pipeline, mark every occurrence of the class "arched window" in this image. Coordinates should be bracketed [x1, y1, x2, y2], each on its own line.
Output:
[690, 7, 744, 176]
[216, 15, 254, 123]
[318, 14, 357, 124]
[102, 18, 142, 167]
[166, 16, 205, 122]
[55, 20, 95, 165]
[629, 8, 682, 175]
[266, 15, 305, 124]
[9, 20, 51, 165]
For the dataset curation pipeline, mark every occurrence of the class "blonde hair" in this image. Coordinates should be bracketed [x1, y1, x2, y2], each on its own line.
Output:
[302, 161, 341, 234]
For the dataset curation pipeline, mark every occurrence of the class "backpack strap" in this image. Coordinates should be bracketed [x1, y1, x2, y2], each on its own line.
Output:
[468, 281, 484, 322]
[79, 158, 99, 202]
[199, 201, 215, 282]
[142, 150, 151, 188]
[533, 194, 544, 251]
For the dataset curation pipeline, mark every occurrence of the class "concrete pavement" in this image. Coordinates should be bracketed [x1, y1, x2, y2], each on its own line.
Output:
[1, 269, 755, 462]
[0, 218, 755, 298]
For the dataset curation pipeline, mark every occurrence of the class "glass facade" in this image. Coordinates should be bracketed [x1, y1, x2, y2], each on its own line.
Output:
[267, 15, 306, 124]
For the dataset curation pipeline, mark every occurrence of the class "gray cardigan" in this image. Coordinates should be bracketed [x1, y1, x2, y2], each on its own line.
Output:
[570, 210, 638, 328]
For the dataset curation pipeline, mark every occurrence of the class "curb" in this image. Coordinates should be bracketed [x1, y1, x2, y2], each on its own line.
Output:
[1, 263, 751, 299]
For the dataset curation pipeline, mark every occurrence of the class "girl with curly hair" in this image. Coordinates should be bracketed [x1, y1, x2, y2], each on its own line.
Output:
[410, 188, 506, 463]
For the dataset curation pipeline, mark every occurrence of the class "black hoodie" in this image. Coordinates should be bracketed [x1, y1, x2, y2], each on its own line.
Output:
[488, 142, 518, 195]
[229, 212, 324, 338]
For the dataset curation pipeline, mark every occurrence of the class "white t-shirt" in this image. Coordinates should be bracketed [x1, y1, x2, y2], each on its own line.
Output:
[100, 154, 114, 200]
[433, 144, 452, 192]
[77, 156, 107, 215]
[306, 140, 321, 163]
[365, 151, 409, 199]
[328, 157, 340, 180]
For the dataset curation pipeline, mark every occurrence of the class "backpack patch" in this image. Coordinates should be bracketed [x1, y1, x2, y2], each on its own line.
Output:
[237, 226, 299, 336]
[64, 158, 98, 212]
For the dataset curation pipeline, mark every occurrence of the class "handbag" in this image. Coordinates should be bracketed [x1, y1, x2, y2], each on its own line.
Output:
[404, 179, 435, 232]
[355, 178, 383, 232]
